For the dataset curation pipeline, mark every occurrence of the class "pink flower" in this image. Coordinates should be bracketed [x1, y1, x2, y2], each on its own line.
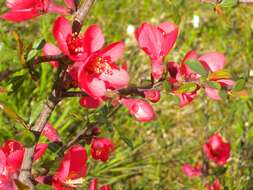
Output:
[42, 43, 61, 68]
[79, 96, 103, 109]
[144, 90, 160, 103]
[52, 145, 88, 190]
[50, 16, 129, 99]
[52, 16, 105, 61]
[205, 179, 221, 190]
[89, 178, 111, 190]
[199, 52, 235, 100]
[77, 42, 129, 98]
[0, 140, 47, 189]
[167, 59, 198, 107]
[203, 134, 230, 166]
[181, 164, 202, 178]
[42, 123, 61, 142]
[1, 0, 69, 22]
[120, 98, 155, 122]
[135, 22, 178, 79]
[91, 137, 114, 162]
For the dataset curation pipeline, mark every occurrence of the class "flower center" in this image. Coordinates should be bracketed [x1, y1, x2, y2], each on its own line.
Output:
[66, 34, 84, 56]
[85, 56, 113, 75]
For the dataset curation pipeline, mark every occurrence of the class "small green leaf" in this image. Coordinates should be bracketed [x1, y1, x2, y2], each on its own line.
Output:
[0, 101, 29, 129]
[233, 78, 246, 91]
[8, 75, 26, 92]
[186, 59, 208, 77]
[209, 70, 232, 80]
[163, 81, 172, 92]
[175, 83, 197, 93]
[220, 0, 238, 8]
[32, 38, 46, 50]
[207, 81, 221, 90]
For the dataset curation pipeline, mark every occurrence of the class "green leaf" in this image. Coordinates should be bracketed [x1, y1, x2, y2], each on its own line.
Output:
[119, 132, 134, 149]
[175, 83, 197, 93]
[220, 0, 238, 8]
[0, 101, 29, 129]
[233, 78, 246, 91]
[186, 59, 208, 77]
[8, 75, 26, 92]
[209, 70, 232, 80]
[32, 38, 46, 50]
[207, 81, 221, 90]
[163, 81, 172, 92]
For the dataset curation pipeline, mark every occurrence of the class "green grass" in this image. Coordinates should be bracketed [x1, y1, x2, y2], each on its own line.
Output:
[0, 0, 253, 189]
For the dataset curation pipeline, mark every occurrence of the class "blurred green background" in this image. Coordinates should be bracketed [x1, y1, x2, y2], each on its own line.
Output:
[0, 0, 253, 189]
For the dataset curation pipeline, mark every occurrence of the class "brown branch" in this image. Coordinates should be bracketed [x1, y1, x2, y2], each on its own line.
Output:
[72, 0, 96, 34]
[33, 54, 65, 65]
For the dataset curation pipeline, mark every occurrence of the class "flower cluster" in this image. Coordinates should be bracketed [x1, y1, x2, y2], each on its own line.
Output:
[182, 133, 230, 190]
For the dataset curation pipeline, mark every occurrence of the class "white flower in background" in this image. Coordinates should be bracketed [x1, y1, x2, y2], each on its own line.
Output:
[192, 15, 200, 28]
[249, 70, 253, 77]
[127, 24, 135, 35]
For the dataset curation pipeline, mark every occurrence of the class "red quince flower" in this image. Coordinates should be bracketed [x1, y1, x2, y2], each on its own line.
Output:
[167, 59, 199, 107]
[42, 123, 61, 142]
[181, 164, 202, 178]
[205, 179, 221, 190]
[120, 98, 155, 122]
[52, 145, 88, 190]
[52, 16, 105, 61]
[203, 134, 230, 166]
[135, 22, 178, 79]
[0, 140, 47, 189]
[1, 0, 70, 22]
[89, 178, 111, 190]
[91, 137, 114, 162]
[199, 52, 235, 100]
[49, 16, 129, 100]
[144, 90, 160, 103]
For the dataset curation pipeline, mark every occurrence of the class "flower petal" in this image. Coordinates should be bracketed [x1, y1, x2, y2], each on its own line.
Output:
[53, 16, 72, 55]
[198, 52, 225, 72]
[42, 123, 61, 142]
[99, 42, 125, 62]
[83, 24, 105, 54]
[205, 87, 221, 100]
[79, 96, 102, 109]
[42, 43, 61, 68]
[78, 70, 107, 97]
[34, 143, 48, 161]
[1, 9, 39, 22]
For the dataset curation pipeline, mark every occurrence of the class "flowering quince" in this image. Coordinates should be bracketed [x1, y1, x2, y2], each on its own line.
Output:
[51, 145, 88, 190]
[42, 123, 61, 142]
[144, 90, 160, 103]
[47, 16, 129, 101]
[1, 0, 72, 22]
[89, 178, 111, 190]
[91, 137, 114, 162]
[181, 164, 202, 178]
[167, 59, 198, 107]
[203, 134, 230, 166]
[205, 179, 221, 190]
[0, 140, 47, 189]
[135, 22, 178, 79]
[120, 98, 155, 122]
